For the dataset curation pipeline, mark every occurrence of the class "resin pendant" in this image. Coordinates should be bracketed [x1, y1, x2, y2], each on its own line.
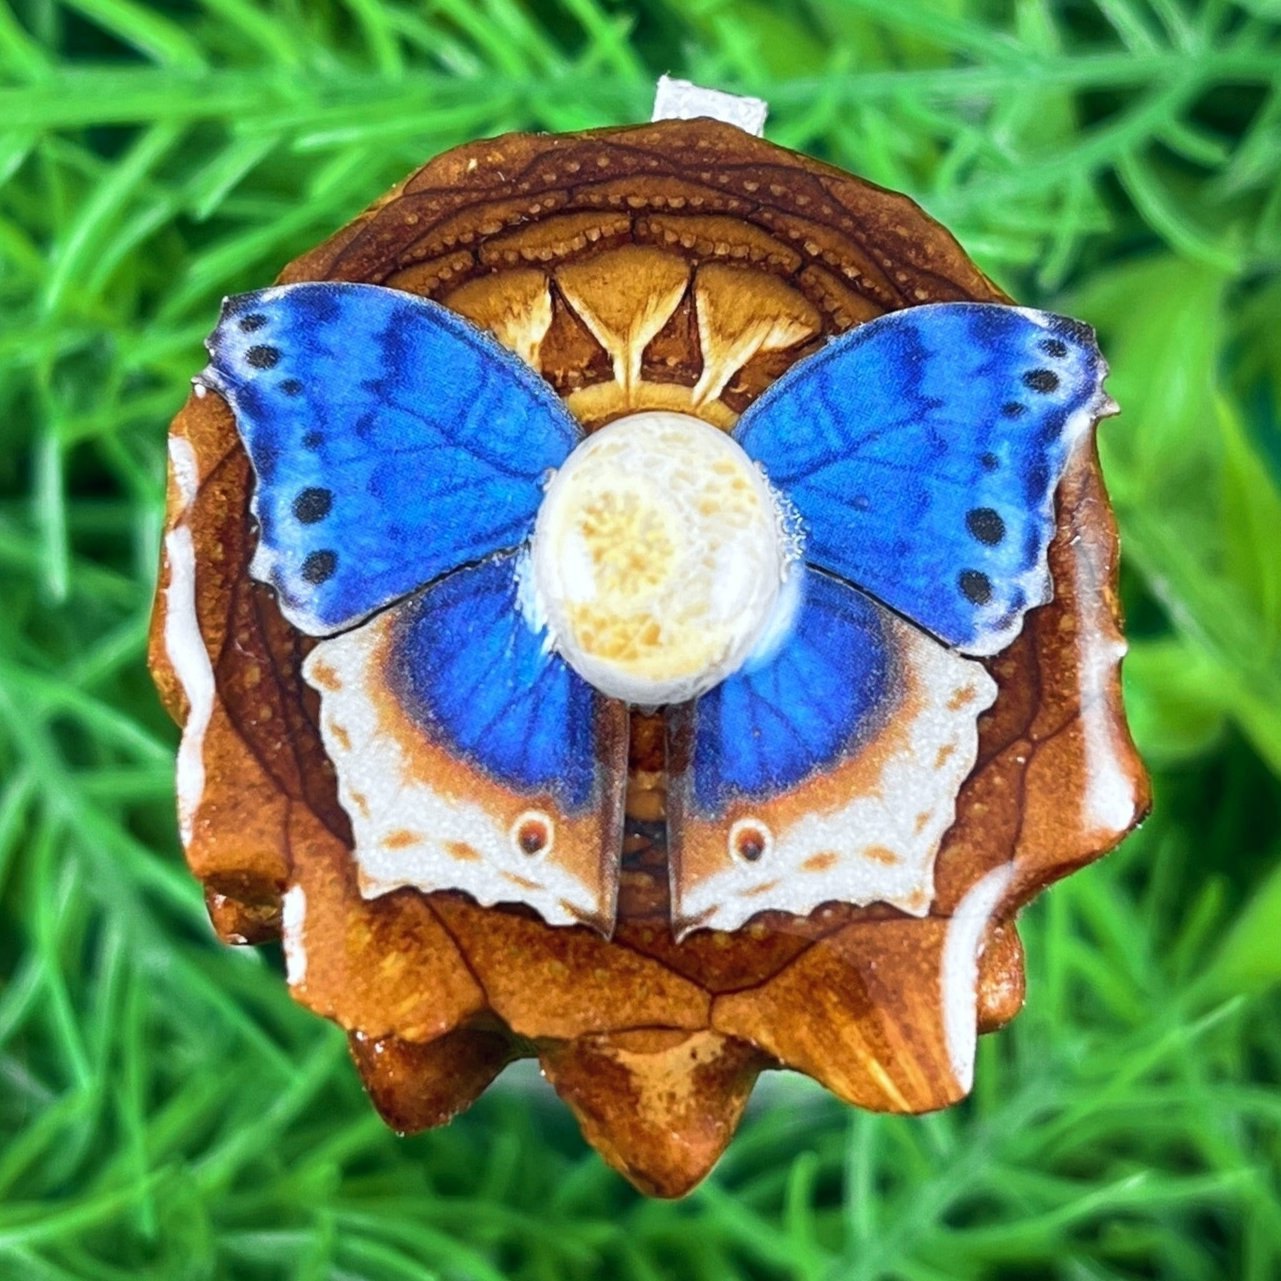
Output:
[149, 84, 1148, 1197]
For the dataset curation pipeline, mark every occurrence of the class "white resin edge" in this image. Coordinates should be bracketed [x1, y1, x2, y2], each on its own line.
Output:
[162, 435, 215, 849]
[652, 75, 767, 136]
[941, 862, 1015, 1092]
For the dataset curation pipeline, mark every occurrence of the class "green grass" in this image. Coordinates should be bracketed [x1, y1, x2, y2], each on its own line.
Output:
[2, 0, 1280, 1277]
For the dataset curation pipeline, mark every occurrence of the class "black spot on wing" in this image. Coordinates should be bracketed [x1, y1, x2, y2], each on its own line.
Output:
[959, 569, 992, 605]
[1023, 368, 1059, 394]
[293, 488, 333, 523]
[246, 345, 280, 370]
[239, 313, 268, 333]
[1002, 402, 1026, 419]
[1038, 337, 1068, 358]
[966, 507, 1005, 545]
[281, 378, 303, 396]
[981, 452, 1000, 471]
[301, 550, 337, 584]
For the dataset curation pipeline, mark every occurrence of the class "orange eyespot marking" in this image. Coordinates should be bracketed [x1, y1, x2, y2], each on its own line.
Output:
[730, 819, 771, 864]
[513, 812, 552, 857]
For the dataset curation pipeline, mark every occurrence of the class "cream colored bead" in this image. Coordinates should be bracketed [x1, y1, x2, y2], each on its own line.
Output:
[530, 411, 793, 706]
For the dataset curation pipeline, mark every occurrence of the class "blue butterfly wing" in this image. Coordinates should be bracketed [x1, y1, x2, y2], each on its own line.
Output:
[200, 282, 581, 636]
[735, 304, 1110, 656]
[306, 551, 627, 931]
[689, 570, 893, 813]
[387, 554, 600, 809]
[668, 567, 996, 936]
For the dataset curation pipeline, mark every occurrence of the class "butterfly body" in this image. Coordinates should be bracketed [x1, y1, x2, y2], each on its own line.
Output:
[201, 281, 1111, 938]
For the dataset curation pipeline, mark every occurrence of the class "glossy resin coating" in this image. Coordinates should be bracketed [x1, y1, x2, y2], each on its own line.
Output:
[149, 119, 1149, 1197]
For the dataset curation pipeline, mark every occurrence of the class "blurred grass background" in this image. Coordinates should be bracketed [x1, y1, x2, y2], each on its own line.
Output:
[1, 0, 1280, 1277]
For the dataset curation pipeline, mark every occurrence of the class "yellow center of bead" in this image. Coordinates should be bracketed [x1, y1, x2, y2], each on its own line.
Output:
[530, 410, 791, 706]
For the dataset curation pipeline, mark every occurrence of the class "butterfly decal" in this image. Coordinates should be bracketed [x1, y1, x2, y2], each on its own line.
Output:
[198, 282, 1111, 937]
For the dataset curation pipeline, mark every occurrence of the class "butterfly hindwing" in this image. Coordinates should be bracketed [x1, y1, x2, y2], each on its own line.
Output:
[735, 304, 1110, 656]
[668, 567, 996, 937]
[303, 551, 627, 932]
[201, 282, 582, 636]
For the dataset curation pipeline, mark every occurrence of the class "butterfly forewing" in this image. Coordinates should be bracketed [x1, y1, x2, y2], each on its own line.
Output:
[734, 303, 1110, 657]
[201, 282, 582, 637]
